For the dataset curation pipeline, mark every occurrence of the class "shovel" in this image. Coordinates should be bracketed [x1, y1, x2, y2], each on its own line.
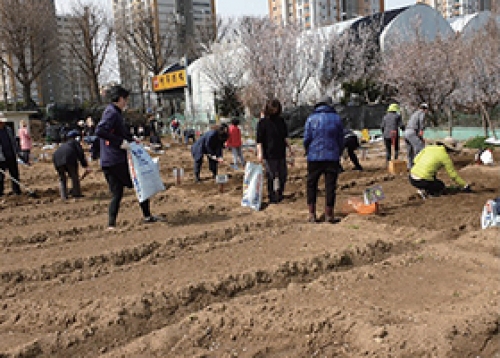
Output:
[0, 167, 38, 198]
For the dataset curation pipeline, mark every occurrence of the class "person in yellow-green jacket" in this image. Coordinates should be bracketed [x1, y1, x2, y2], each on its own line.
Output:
[409, 136, 471, 198]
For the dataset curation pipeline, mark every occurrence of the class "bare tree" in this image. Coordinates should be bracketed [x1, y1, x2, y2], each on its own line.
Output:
[65, 0, 114, 104]
[453, 18, 500, 138]
[115, 6, 177, 80]
[237, 17, 323, 114]
[378, 25, 460, 126]
[318, 21, 385, 105]
[0, 0, 58, 107]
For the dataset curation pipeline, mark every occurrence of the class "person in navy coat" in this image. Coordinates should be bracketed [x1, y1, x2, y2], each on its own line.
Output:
[95, 85, 160, 229]
[191, 124, 229, 182]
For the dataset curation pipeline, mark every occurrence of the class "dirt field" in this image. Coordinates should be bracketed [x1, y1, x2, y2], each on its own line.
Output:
[0, 139, 499, 358]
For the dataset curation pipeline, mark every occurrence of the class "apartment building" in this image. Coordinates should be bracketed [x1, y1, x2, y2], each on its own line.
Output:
[55, 15, 92, 104]
[113, 0, 215, 108]
[269, 0, 384, 29]
[418, 0, 495, 17]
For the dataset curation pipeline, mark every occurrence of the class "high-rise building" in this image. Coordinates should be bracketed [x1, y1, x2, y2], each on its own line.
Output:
[113, 0, 216, 109]
[268, 0, 384, 29]
[55, 15, 92, 104]
[417, 0, 495, 17]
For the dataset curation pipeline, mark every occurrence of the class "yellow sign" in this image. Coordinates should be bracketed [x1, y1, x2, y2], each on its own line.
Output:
[152, 69, 187, 92]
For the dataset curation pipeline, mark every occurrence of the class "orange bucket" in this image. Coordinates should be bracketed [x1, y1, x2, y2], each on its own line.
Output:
[341, 197, 379, 215]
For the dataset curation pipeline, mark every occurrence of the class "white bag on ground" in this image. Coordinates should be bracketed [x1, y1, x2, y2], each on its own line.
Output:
[241, 162, 263, 211]
[128, 142, 165, 203]
[481, 198, 500, 229]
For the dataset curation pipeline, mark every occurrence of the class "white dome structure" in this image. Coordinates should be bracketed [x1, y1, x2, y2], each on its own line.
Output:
[449, 11, 499, 37]
[380, 4, 455, 52]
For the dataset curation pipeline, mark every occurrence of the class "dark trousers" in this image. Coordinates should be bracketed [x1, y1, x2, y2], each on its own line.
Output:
[409, 175, 445, 196]
[0, 157, 21, 195]
[103, 164, 151, 227]
[20, 150, 30, 164]
[307, 161, 340, 207]
[344, 136, 362, 170]
[194, 157, 218, 181]
[384, 135, 400, 162]
[56, 164, 81, 199]
[265, 158, 287, 203]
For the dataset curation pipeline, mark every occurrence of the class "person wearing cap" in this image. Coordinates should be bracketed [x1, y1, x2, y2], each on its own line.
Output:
[52, 130, 90, 200]
[409, 136, 471, 198]
[256, 98, 291, 204]
[303, 95, 344, 223]
[0, 117, 21, 196]
[191, 124, 229, 182]
[404, 103, 429, 168]
[381, 103, 405, 165]
[95, 85, 160, 229]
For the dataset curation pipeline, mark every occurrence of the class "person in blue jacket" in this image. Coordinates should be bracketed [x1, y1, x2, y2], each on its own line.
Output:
[191, 124, 229, 182]
[95, 85, 160, 229]
[303, 95, 344, 223]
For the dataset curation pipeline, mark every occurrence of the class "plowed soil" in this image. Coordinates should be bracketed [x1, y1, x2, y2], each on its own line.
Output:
[1, 139, 499, 358]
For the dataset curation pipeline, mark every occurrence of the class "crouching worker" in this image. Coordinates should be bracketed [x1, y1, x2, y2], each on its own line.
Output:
[409, 136, 471, 198]
[184, 128, 196, 145]
[343, 129, 363, 171]
[191, 124, 228, 182]
[53, 130, 91, 200]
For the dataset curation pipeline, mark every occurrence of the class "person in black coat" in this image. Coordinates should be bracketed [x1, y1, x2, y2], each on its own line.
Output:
[343, 129, 363, 171]
[191, 124, 228, 182]
[53, 130, 90, 200]
[0, 118, 21, 196]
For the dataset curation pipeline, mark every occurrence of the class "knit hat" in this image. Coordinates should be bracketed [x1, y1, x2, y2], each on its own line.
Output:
[67, 129, 80, 138]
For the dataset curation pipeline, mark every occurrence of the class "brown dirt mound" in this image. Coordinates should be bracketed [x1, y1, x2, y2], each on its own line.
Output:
[1, 140, 499, 357]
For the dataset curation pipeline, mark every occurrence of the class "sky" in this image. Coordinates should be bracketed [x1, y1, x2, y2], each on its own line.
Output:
[56, 0, 417, 17]
[215, 0, 417, 17]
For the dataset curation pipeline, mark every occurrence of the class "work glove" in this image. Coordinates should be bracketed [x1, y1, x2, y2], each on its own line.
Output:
[120, 140, 131, 150]
[462, 184, 472, 193]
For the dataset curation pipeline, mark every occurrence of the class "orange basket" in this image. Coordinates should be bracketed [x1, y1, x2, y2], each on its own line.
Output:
[341, 197, 379, 215]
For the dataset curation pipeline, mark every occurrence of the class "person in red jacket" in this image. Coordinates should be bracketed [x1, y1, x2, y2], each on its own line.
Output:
[226, 118, 246, 170]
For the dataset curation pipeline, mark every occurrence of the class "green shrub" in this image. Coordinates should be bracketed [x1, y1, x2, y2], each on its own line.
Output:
[464, 136, 496, 150]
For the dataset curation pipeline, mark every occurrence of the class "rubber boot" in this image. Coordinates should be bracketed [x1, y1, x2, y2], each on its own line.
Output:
[325, 206, 340, 224]
[308, 204, 317, 223]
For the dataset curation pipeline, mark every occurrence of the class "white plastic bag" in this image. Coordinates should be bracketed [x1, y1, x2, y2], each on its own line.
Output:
[241, 162, 263, 211]
[128, 142, 165, 203]
[480, 149, 494, 165]
[481, 198, 500, 229]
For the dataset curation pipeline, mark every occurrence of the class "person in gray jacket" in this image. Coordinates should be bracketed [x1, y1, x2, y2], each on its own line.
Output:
[404, 103, 428, 168]
[381, 103, 405, 165]
[53, 130, 91, 200]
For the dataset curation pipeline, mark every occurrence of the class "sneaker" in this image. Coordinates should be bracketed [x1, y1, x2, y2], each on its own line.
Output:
[143, 215, 165, 223]
[417, 189, 427, 200]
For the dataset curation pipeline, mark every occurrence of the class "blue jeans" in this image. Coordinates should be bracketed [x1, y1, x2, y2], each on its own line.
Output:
[230, 147, 245, 167]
